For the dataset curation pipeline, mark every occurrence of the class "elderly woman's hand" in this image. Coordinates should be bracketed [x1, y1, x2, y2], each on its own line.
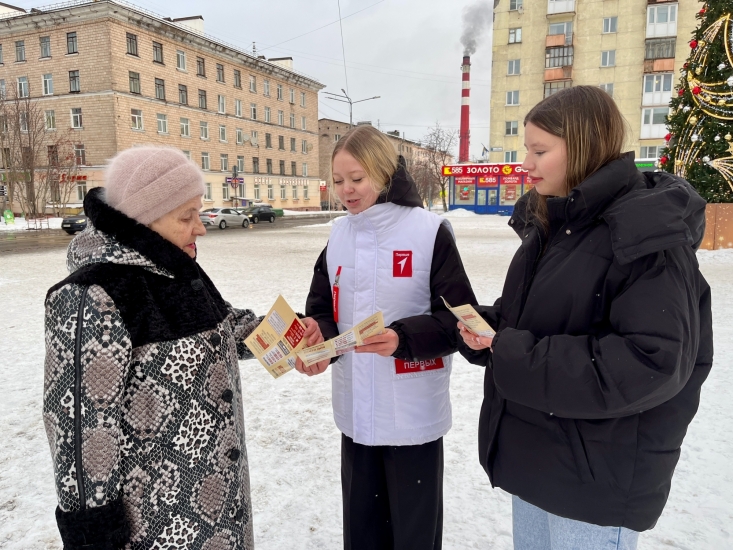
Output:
[458, 322, 493, 351]
[295, 318, 330, 376]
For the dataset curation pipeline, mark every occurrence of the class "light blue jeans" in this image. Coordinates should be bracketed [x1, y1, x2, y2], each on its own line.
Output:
[512, 496, 639, 550]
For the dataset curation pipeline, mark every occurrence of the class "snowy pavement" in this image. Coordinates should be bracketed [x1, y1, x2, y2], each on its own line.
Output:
[0, 211, 730, 549]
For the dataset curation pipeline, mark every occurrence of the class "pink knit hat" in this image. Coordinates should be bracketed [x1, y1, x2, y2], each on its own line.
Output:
[104, 146, 206, 225]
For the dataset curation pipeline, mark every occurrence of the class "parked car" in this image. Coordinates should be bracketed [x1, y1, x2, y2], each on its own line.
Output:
[61, 211, 88, 235]
[199, 208, 250, 229]
[239, 205, 276, 224]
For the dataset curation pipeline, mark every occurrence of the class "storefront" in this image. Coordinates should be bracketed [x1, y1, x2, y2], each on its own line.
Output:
[203, 174, 321, 211]
[444, 163, 530, 215]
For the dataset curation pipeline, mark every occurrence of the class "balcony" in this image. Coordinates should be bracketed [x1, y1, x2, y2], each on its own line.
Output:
[643, 58, 675, 72]
[647, 0, 676, 4]
[547, 0, 575, 15]
[544, 66, 573, 81]
[546, 33, 573, 47]
[645, 37, 676, 59]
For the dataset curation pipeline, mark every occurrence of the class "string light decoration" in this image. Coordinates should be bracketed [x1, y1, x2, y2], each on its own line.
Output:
[661, 7, 733, 202]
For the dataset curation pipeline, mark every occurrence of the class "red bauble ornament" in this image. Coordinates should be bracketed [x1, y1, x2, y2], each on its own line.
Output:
[684, 63, 689, 69]
[678, 89, 685, 96]
[665, 133, 672, 142]
[699, 8, 706, 14]
[690, 39, 698, 49]
[692, 86, 702, 95]
[660, 155, 669, 164]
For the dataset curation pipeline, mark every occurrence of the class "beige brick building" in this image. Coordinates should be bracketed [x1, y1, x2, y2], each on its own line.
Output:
[489, 0, 697, 168]
[0, 0, 325, 213]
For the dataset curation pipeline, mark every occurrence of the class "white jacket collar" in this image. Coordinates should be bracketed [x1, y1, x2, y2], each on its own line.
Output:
[345, 202, 414, 233]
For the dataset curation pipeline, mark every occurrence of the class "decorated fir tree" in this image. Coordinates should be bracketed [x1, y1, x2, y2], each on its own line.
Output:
[660, 2, 733, 203]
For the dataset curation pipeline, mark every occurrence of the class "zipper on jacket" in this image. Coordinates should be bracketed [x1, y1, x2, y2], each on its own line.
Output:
[74, 286, 89, 511]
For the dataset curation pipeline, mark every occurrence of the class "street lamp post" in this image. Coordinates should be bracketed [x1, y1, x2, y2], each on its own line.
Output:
[324, 89, 380, 128]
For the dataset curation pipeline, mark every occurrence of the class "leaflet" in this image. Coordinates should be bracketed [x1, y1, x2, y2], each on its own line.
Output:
[441, 297, 495, 338]
[296, 311, 385, 367]
[244, 295, 307, 379]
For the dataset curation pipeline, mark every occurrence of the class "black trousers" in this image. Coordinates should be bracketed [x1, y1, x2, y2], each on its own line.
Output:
[341, 434, 444, 550]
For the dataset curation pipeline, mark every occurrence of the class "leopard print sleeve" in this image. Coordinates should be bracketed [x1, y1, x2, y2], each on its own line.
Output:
[224, 302, 262, 360]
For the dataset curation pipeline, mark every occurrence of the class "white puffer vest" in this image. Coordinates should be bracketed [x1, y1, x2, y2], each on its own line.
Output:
[326, 202, 454, 446]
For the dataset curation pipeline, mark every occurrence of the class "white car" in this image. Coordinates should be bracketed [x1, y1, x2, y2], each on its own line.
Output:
[199, 208, 250, 229]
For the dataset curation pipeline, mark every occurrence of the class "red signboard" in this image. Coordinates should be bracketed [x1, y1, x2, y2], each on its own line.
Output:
[478, 176, 498, 186]
[443, 163, 527, 177]
[502, 175, 522, 185]
[455, 176, 475, 186]
[504, 185, 518, 201]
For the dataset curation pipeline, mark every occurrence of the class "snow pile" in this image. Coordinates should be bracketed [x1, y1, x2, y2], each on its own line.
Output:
[0, 217, 65, 232]
[441, 208, 479, 218]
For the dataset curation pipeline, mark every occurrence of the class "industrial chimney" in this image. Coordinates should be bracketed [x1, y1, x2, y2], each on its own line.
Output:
[459, 56, 471, 163]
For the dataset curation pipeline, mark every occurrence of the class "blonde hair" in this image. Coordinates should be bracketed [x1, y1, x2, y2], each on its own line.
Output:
[524, 86, 627, 232]
[331, 125, 399, 195]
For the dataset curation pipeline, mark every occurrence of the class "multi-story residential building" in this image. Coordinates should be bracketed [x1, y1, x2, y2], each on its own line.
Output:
[489, 0, 696, 169]
[0, 0, 324, 212]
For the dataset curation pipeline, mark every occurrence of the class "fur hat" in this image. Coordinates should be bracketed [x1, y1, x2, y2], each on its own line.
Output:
[104, 146, 206, 225]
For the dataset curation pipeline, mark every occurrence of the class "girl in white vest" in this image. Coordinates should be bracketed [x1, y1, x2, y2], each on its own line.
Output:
[301, 125, 477, 550]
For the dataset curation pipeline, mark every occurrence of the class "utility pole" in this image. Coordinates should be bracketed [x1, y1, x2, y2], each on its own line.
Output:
[324, 89, 380, 128]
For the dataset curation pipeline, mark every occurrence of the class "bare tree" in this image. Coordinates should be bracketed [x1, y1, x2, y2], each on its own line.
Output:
[411, 159, 440, 208]
[421, 123, 457, 212]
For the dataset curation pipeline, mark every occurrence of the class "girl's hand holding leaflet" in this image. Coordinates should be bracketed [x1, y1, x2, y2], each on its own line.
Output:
[458, 322, 493, 351]
[295, 318, 330, 376]
[356, 329, 399, 357]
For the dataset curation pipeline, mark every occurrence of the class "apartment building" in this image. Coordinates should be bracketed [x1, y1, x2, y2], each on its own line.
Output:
[0, 0, 325, 212]
[489, 0, 696, 168]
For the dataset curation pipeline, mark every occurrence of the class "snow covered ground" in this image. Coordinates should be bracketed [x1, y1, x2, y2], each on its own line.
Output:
[0, 212, 730, 549]
[0, 217, 64, 232]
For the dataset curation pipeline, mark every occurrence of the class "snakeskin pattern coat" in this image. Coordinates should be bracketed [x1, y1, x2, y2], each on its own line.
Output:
[43, 188, 260, 549]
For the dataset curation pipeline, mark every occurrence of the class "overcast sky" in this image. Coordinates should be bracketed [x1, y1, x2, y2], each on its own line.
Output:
[15, 0, 495, 159]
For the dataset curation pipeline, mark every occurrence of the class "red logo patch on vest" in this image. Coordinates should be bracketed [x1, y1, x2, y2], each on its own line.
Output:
[395, 357, 445, 374]
[393, 251, 413, 277]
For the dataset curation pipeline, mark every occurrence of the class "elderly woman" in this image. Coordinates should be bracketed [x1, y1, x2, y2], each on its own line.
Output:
[42, 147, 321, 549]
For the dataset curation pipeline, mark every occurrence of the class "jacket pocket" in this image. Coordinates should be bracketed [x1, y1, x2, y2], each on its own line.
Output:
[560, 418, 595, 483]
[393, 366, 451, 430]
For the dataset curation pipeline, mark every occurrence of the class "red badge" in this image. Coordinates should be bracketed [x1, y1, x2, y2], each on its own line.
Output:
[395, 357, 445, 374]
[393, 251, 413, 277]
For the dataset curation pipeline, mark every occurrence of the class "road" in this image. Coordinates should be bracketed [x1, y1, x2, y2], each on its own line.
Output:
[0, 214, 340, 256]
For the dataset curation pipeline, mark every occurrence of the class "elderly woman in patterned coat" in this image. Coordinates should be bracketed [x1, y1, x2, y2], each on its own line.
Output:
[42, 147, 322, 550]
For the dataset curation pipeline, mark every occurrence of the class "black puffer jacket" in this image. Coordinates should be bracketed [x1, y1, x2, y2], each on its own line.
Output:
[461, 154, 713, 532]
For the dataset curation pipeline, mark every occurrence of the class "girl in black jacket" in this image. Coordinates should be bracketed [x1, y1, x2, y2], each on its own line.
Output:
[460, 86, 713, 550]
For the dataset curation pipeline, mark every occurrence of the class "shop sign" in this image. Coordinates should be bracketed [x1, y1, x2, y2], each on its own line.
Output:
[442, 163, 527, 177]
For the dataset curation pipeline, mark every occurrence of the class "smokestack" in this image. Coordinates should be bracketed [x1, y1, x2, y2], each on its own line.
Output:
[459, 55, 471, 163]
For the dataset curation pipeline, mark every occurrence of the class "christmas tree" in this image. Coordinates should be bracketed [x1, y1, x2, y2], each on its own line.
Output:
[660, 3, 733, 203]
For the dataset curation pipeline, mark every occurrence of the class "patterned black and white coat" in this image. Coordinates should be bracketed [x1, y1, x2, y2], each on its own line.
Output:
[43, 188, 260, 550]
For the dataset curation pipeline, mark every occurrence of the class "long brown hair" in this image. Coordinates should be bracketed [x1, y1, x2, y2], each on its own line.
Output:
[331, 125, 398, 195]
[524, 86, 627, 232]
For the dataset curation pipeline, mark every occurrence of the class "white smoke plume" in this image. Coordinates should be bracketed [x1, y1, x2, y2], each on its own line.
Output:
[461, 1, 493, 56]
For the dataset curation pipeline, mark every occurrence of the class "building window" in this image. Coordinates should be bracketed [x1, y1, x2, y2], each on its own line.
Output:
[129, 71, 140, 94]
[73, 144, 86, 166]
[645, 37, 676, 60]
[157, 113, 168, 133]
[219, 125, 227, 142]
[279, 160, 286, 175]
[509, 28, 522, 44]
[205, 181, 213, 200]
[16, 76, 28, 98]
[179, 84, 188, 105]
[252, 130, 258, 147]
[549, 21, 573, 44]
[200, 121, 209, 140]
[291, 161, 297, 175]
[277, 84, 283, 100]
[71, 108, 83, 128]
[290, 113, 296, 128]
[303, 184, 309, 199]
[153, 41, 163, 63]
[19, 112, 28, 132]
[292, 185, 298, 199]
[302, 163, 308, 177]
[643, 73, 673, 106]
[278, 135, 285, 150]
[196, 57, 205, 76]
[599, 83, 614, 97]
[234, 69, 241, 88]
[198, 89, 207, 109]
[236, 128, 244, 144]
[131, 109, 143, 130]
[201, 152, 210, 170]
[0, 46, 3, 65]
[507, 59, 521, 75]
[235, 99, 242, 117]
[647, 4, 678, 39]
[301, 116, 307, 130]
[45, 110, 56, 130]
[300, 91, 306, 107]
[220, 153, 228, 172]
[277, 110, 284, 126]
[264, 79, 270, 96]
[237, 155, 244, 172]
[180, 117, 190, 137]
[222, 181, 230, 200]
[66, 32, 79, 54]
[182, 150, 191, 160]
[546, 46, 574, 68]
[265, 133, 272, 149]
[265, 106, 271, 123]
[253, 157, 260, 173]
[218, 94, 226, 114]
[250, 103, 257, 120]
[42, 74, 53, 96]
[176, 50, 186, 70]
[505, 121, 519, 136]
[506, 90, 519, 105]
[302, 139, 309, 154]
[601, 50, 616, 67]
[266, 159, 273, 174]
[267, 183, 274, 199]
[126, 33, 138, 56]
[15, 40, 25, 62]
[216, 63, 225, 83]
[155, 78, 165, 100]
[544, 80, 572, 97]
[641, 107, 671, 139]
[510, 0, 523, 10]
[603, 16, 618, 34]
[289, 88, 295, 104]
[504, 151, 518, 163]
[76, 180, 88, 202]
[254, 183, 260, 199]
[48, 145, 59, 166]
[249, 75, 256, 92]
[639, 145, 661, 160]
[280, 184, 287, 199]
[40, 36, 51, 58]
[291, 137, 297, 152]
